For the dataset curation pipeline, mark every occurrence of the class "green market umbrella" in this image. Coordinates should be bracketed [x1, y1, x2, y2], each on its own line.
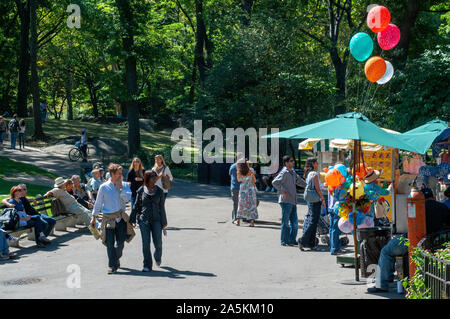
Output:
[263, 112, 419, 283]
[395, 119, 448, 155]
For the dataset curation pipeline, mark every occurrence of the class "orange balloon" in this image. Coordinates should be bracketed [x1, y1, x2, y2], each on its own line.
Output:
[325, 168, 345, 187]
[365, 56, 387, 83]
[353, 164, 371, 180]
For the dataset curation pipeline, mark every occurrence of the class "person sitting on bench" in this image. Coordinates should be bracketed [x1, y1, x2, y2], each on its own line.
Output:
[367, 187, 450, 293]
[44, 177, 92, 226]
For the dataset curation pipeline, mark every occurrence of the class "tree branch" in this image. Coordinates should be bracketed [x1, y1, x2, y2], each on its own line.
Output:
[175, 0, 196, 34]
[298, 27, 329, 49]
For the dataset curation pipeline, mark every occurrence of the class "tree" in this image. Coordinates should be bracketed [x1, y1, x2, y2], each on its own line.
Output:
[15, 0, 30, 118]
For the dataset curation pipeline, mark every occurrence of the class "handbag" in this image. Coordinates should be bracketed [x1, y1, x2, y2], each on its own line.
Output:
[303, 173, 321, 203]
[161, 166, 172, 190]
[0, 208, 20, 231]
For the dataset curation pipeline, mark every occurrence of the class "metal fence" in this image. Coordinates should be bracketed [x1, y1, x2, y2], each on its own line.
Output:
[417, 230, 450, 299]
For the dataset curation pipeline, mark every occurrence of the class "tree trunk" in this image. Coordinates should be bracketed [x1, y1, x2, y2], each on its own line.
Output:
[241, 0, 254, 26]
[16, 0, 30, 118]
[330, 47, 347, 115]
[86, 78, 99, 118]
[194, 0, 207, 83]
[394, 0, 421, 67]
[29, 0, 44, 140]
[116, 0, 140, 157]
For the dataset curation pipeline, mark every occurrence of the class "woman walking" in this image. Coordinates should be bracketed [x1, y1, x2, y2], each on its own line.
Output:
[127, 157, 145, 209]
[7, 186, 50, 248]
[152, 154, 173, 202]
[299, 158, 326, 251]
[18, 119, 26, 150]
[235, 161, 258, 227]
[130, 171, 167, 272]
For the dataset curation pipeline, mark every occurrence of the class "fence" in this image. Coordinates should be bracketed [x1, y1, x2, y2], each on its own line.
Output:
[417, 230, 450, 299]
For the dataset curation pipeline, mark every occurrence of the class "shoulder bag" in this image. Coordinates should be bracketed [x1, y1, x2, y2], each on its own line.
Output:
[161, 166, 172, 190]
[303, 172, 321, 203]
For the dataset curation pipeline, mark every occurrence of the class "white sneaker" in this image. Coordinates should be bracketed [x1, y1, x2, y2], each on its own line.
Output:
[156, 260, 161, 267]
[142, 266, 151, 272]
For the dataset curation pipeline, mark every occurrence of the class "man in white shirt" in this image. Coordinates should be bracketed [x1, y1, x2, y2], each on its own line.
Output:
[91, 163, 133, 274]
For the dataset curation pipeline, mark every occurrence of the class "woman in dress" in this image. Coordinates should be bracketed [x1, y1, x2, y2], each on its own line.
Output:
[127, 157, 145, 209]
[235, 161, 258, 227]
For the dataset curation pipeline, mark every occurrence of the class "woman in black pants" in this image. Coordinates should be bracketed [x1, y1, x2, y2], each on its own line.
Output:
[299, 158, 326, 251]
[130, 171, 168, 272]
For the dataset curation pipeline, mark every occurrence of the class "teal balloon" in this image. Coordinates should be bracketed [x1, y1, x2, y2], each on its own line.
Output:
[350, 32, 373, 62]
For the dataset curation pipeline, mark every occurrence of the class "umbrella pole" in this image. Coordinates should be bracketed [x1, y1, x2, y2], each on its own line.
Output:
[352, 140, 360, 282]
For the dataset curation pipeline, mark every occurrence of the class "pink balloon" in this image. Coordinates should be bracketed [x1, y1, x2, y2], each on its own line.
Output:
[377, 24, 401, 50]
[338, 218, 353, 234]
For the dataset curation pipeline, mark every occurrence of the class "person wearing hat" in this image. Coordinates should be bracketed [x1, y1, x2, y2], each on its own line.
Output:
[363, 169, 390, 227]
[44, 177, 92, 225]
[87, 169, 102, 200]
[368, 187, 450, 293]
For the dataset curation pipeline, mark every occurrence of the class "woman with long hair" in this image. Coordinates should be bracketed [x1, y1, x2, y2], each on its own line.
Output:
[235, 161, 258, 227]
[7, 186, 50, 248]
[299, 157, 326, 251]
[127, 157, 145, 209]
[152, 154, 173, 200]
[130, 170, 167, 272]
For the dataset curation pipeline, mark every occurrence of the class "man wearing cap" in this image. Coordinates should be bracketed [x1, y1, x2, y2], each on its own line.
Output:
[44, 177, 92, 225]
[368, 187, 450, 293]
[90, 163, 135, 274]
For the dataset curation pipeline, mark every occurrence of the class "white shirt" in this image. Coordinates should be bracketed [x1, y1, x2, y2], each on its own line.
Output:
[92, 180, 122, 216]
[153, 166, 173, 193]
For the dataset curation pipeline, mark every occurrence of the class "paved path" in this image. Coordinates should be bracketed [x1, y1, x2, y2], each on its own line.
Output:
[0, 179, 402, 299]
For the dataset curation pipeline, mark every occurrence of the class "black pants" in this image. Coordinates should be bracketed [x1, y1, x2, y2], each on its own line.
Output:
[80, 144, 87, 161]
[105, 219, 127, 269]
[18, 133, 25, 149]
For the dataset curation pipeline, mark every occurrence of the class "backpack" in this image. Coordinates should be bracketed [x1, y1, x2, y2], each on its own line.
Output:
[8, 119, 19, 132]
[0, 208, 20, 231]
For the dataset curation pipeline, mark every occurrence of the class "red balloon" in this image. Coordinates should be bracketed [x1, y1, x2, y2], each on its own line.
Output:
[325, 169, 345, 188]
[367, 6, 390, 33]
[377, 24, 401, 50]
[365, 56, 386, 83]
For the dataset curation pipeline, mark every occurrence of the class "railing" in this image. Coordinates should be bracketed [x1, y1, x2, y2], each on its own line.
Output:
[417, 230, 450, 299]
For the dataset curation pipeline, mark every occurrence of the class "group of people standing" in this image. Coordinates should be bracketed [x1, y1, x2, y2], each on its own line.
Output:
[230, 154, 345, 255]
[0, 114, 26, 150]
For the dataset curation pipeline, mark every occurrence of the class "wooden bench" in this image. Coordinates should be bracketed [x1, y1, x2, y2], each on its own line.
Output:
[1, 196, 81, 248]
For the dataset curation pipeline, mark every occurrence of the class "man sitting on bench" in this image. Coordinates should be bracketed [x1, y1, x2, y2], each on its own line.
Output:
[44, 177, 92, 226]
[367, 187, 450, 293]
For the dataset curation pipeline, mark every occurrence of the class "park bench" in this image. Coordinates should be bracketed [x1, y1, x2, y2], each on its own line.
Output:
[0, 196, 82, 248]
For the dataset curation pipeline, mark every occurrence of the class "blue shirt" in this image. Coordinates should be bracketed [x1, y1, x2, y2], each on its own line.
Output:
[229, 163, 241, 190]
[8, 199, 27, 227]
[92, 180, 122, 216]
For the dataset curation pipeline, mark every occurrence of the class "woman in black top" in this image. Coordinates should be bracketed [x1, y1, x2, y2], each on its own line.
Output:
[127, 157, 145, 210]
[130, 170, 167, 272]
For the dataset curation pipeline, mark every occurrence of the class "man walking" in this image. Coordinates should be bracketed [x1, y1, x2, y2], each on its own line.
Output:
[8, 114, 20, 150]
[90, 163, 135, 274]
[272, 155, 306, 246]
[229, 152, 244, 223]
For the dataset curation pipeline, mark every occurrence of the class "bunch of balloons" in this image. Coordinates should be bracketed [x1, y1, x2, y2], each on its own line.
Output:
[325, 164, 377, 233]
[349, 5, 401, 84]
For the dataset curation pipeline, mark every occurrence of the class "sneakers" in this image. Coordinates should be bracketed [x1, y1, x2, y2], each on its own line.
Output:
[156, 260, 161, 267]
[298, 243, 305, 251]
[142, 267, 151, 272]
[39, 235, 51, 244]
[0, 253, 9, 260]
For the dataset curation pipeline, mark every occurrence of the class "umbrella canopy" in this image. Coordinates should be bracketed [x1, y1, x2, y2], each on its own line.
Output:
[264, 112, 419, 153]
[395, 119, 448, 155]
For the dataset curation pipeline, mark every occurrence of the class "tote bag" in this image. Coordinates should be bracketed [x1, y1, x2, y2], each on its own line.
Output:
[303, 172, 321, 203]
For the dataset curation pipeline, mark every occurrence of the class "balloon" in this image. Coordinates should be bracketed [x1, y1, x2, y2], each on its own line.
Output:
[377, 24, 401, 50]
[349, 32, 374, 62]
[367, 5, 390, 33]
[325, 168, 345, 188]
[365, 56, 387, 83]
[358, 216, 374, 229]
[338, 218, 353, 234]
[348, 180, 366, 199]
[376, 60, 394, 84]
[334, 164, 348, 178]
[353, 163, 371, 180]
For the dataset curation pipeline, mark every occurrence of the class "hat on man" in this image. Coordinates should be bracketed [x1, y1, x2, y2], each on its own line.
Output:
[92, 169, 100, 174]
[363, 169, 382, 184]
[54, 177, 67, 188]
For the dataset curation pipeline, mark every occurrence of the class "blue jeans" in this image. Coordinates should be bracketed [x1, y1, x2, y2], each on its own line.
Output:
[300, 201, 321, 248]
[10, 132, 18, 149]
[329, 211, 341, 254]
[280, 203, 298, 245]
[0, 230, 9, 254]
[0, 131, 5, 145]
[139, 220, 162, 269]
[41, 111, 46, 124]
[26, 215, 46, 244]
[376, 235, 408, 290]
[39, 215, 56, 237]
[105, 219, 127, 269]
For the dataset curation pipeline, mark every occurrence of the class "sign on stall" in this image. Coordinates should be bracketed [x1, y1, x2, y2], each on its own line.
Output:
[362, 149, 394, 181]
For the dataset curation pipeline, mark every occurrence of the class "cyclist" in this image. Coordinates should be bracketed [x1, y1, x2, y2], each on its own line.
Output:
[80, 128, 88, 162]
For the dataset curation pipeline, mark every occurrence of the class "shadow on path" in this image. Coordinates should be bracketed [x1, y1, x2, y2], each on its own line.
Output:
[116, 266, 217, 279]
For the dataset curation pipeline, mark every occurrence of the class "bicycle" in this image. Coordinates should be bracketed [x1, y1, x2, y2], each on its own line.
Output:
[68, 142, 90, 162]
